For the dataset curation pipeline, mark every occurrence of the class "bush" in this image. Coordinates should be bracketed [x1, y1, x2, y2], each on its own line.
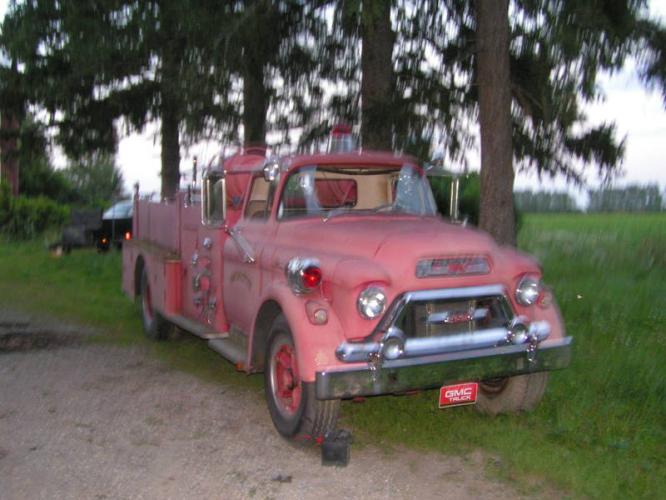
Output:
[0, 182, 69, 239]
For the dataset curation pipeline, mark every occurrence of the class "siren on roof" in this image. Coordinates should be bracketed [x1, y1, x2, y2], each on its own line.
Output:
[327, 124, 356, 153]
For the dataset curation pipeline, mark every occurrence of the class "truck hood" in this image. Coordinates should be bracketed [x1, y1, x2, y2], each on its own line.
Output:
[273, 215, 541, 342]
[276, 215, 501, 285]
[373, 218, 496, 258]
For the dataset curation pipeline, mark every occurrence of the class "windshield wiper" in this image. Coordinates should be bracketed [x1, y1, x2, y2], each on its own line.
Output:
[322, 206, 354, 222]
[371, 203, 395, 213]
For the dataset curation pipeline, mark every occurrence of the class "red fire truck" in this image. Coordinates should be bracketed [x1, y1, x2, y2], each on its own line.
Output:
[122, 132, 571, 440]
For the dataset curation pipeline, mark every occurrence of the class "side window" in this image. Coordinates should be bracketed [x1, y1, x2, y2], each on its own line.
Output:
[244, 176, 273, 220]
[202, 172, 226, 225]
[278, 166, 321, 218]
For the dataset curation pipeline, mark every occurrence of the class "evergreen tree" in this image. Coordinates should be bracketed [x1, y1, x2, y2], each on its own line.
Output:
[588, 184, 663, 212]
[1, 0, 237, 199]
[514, 190, 579, 212]
[392, 0, 665, 243]
[321, 0, 397, 151]
[222, 0, 328, 148]
[63, 152, 125, 208]
[8, 114, 75, 204]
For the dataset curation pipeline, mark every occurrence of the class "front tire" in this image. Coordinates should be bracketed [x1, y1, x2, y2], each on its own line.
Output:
[264, 314, 339, 439]
[475, 372, 548, 416]
[140, 268, 174, 340]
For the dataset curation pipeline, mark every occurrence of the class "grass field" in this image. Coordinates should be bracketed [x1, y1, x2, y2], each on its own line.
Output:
[1, 213, 664, 498]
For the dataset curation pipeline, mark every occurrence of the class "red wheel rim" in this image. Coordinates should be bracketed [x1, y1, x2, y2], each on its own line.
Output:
[271, 341, 302, 416]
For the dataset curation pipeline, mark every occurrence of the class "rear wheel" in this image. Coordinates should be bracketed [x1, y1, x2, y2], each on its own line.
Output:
[140, 268, 174, 340]
[475, 372, 548, 416]
[264, 314, 339, 439]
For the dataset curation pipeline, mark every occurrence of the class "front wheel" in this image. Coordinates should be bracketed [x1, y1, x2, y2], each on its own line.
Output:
[264, 315, 339, 439]
[475, 372, 548, 416]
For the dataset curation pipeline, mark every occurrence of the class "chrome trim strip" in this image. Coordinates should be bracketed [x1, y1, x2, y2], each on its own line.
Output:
[317, 337, 573, 400]
[337, 320, 550, 363]
[404, 284, 505, 302]
[225, 227, 256, 264]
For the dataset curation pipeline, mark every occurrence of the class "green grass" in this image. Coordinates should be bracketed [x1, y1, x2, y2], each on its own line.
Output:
[1, 213, 664, 498]
[342, 213, 666, 498]
[0, 238, 256, 390]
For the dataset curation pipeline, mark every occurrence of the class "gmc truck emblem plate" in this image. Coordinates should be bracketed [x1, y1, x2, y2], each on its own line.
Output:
[439, 382, 478, 408]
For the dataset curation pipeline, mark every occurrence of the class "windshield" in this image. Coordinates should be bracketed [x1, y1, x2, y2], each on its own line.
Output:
[278, 164, 437, 219]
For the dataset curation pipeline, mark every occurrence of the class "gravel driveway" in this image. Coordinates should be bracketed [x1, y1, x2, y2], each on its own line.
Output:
[0, 309, 540, 500]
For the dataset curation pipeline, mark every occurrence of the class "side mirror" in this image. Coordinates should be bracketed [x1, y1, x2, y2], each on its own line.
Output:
[263, 159, 280, 183]
[424, 162, 466, 222]
[202, 170, 226, 226]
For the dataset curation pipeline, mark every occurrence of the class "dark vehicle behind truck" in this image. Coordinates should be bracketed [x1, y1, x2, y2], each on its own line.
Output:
[97, 200, 133, 251]
[51, 209, 102, 254]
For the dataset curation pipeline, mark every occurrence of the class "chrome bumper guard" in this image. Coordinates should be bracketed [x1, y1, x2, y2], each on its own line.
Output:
[335, 321, 551, 363]
[315, 337, 572, 400]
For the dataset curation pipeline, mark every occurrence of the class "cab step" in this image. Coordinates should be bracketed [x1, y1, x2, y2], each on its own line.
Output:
[166, 314, 228, 340]
[208, 337, 246, 365]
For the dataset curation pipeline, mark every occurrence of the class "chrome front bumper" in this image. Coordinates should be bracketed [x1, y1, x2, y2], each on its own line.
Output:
[335, 320, 551, 362]
[315, 337, 572, 400]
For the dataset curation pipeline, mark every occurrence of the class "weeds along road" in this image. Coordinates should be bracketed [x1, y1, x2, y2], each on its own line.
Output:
[0, 309, 539, 500]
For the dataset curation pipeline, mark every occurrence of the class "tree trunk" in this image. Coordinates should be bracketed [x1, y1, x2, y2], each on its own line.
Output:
[242, 59, 267, 146]
[160, 87, 181, 200]
[159, 2, 181, 200]
[0, 112, 20, 197]
[361, 0, 394, 150]
[475, 0, 516, 247]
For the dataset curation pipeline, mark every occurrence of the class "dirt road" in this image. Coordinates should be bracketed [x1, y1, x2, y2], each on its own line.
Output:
[0, 310, 535, 499]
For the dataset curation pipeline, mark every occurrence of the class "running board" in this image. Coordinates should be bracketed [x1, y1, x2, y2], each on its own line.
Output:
[208, 338, 246, 365]
[165, 314, 228, 340]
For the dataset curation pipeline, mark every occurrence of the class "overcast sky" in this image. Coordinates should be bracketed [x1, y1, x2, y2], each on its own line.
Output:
[1, 0, 664, 197]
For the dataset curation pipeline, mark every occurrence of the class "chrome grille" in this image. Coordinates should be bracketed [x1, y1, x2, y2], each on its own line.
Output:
[372, 285, 513, 340]
[403, 296, 511, 338]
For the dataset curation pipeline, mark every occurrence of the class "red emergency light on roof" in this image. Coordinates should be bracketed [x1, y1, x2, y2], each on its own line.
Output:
[328, 124, 356, 153]
[331, 124, 352, 136]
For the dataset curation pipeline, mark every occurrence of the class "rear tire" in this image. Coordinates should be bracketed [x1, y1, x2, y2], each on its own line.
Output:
[264, 314, 339, 439]
[140, 268, 174, 340]
[475, 372, 548, 416]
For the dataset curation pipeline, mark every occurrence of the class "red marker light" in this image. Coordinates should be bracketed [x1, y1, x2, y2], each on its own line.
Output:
[328, 124, 355, 152]
[331, 123, 352, 136]
[301, 266, 322, 289]
[124, 231, 132, 241]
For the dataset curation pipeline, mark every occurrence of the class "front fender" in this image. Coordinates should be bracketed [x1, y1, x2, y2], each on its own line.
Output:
[530, 298, 566, 340]
[252, 282, 347, 383]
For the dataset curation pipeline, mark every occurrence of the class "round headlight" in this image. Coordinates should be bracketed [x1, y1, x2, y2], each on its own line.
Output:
[357, 286, 387, 319]
[515, 275, 542, 306]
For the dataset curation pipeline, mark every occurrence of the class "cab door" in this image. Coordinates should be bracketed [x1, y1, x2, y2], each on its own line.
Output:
[223, 174, 277, 335]
[182, 172, 228, 332]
